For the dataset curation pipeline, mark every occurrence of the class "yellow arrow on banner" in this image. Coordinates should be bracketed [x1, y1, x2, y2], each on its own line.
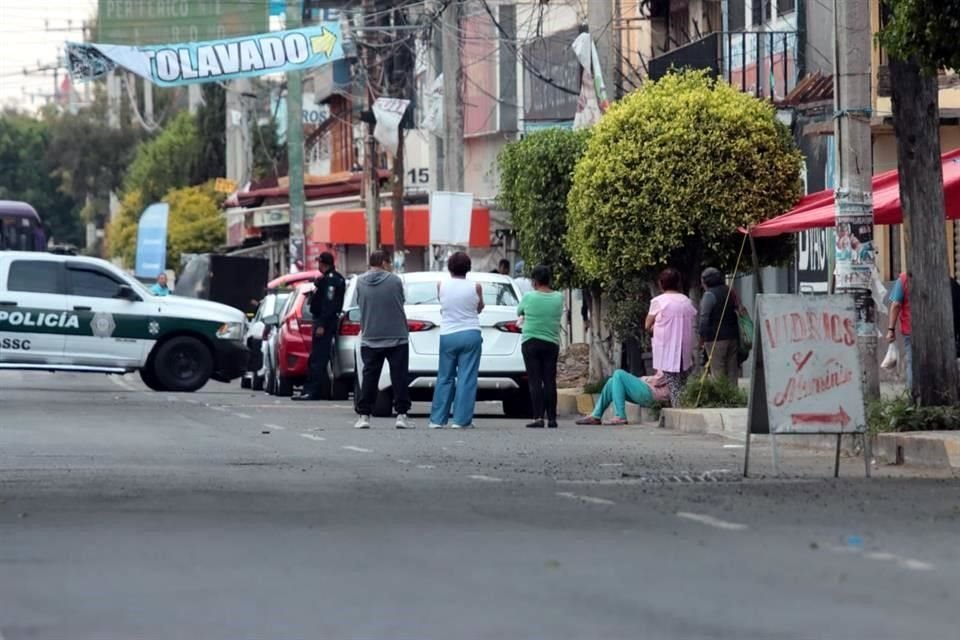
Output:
[310, 27, 338, 58]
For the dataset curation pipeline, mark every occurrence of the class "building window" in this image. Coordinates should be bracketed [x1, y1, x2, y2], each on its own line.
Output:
[777, 0, 796, 15]
[752, 0, 773, 25]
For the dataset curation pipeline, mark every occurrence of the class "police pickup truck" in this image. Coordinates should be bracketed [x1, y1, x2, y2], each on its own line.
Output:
[0, 252, 247, 392]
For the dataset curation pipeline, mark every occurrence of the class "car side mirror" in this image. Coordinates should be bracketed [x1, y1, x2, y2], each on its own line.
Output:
[116, 284, 140, 301]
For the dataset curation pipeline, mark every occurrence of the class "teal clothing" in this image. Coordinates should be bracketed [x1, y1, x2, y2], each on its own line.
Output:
[592, 370, 654, 419]
[150, 284, 171, 296]
[517, 290, 563, 344]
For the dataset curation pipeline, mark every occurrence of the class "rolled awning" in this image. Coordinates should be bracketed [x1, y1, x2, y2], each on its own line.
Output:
[749, 148, 960, 237]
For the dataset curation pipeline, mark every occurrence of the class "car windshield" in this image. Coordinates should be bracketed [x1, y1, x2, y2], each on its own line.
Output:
[405, 280, 519, 307]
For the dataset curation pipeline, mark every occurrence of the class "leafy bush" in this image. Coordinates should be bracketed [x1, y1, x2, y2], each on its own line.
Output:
[866, 394, 960, 435]
[679, 375, 748, 408]
[497, 127, 591, 288]
[566, 69, 802, 291]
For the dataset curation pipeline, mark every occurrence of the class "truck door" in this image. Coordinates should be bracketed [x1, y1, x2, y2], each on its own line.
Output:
[64, 263, 152, 367]
[0, 259, 67, 363]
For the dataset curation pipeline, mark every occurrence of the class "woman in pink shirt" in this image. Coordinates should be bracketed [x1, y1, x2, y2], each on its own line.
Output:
[645, 267, 698, 407]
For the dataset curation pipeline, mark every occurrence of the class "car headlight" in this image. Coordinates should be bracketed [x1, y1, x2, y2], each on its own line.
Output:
[217, 322, 245, 341]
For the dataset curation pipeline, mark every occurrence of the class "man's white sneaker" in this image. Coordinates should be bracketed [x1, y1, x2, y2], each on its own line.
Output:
[395, 414, 414, 429]
[354, 415, 371, 429]
[450, 423, 474, 429]
[428, 422, 445, 429]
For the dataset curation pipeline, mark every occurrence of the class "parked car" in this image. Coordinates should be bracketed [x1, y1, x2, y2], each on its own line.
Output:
[240, 288, 292, 390]
[352, 271, 528, 417]
[239, 270, 322, 390]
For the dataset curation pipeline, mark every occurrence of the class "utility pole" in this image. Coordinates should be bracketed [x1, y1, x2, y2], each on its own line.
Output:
[286, 0, 306, 271]
[588, 0, 616, 100]
[362, 0, 380, 257]
[832, 0, 879, 401]
[441, 0, 464, 192]
[392, 125, 406, 269]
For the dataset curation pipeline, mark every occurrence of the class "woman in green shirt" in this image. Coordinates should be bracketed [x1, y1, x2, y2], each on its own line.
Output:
[517, 264, 564, 428]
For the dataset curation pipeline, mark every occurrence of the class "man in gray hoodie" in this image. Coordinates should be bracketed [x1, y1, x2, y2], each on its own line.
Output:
[354, 250, 412, 429]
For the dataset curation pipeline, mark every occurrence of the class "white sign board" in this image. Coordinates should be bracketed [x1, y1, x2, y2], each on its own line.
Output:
[755, 294, 866, 434]
[429, 191, 473, 246]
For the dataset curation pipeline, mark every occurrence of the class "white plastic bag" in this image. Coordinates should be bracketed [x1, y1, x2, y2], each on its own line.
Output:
[881, 342, 899, 369]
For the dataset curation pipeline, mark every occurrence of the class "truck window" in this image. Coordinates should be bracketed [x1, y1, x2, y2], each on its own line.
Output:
[8, 260, 62, 294]
[69, 268, 122, 298]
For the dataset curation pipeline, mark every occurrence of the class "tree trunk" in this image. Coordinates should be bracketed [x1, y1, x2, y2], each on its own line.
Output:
[889, 58, 960, 406]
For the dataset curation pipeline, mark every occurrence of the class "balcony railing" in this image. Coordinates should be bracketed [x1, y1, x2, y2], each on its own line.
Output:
[648, 31, 798, 101]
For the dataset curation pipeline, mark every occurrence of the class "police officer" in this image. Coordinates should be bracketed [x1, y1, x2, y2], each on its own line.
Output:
[293, 252, 346, 401]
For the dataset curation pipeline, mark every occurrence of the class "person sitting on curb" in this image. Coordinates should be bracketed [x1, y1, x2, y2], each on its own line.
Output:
[575, 369, 671, 425]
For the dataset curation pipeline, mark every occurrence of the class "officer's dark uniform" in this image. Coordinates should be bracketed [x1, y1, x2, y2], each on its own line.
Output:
[298, 265, 346, 399]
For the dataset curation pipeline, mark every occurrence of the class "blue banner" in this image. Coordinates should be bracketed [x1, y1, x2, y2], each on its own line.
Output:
[135, 203, 170, 279]
[67, 23, 345, 88]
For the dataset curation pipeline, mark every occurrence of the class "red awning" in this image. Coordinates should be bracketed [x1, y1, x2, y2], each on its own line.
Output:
[749, 148, 960, 237]
[311, 206, 491, 247]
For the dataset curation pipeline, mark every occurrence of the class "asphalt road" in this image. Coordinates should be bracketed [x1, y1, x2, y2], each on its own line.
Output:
[1, 371, 958, 640]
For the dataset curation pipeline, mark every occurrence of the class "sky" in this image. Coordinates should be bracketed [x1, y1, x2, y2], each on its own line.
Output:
[0, 0, 97, 110]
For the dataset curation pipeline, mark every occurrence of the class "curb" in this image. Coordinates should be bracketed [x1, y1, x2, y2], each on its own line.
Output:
[875, 432, 960, 469]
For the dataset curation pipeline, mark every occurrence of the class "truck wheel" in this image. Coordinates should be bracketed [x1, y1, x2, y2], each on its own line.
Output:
[153, 336, 214, 393]
[275, 375, 294, 397]
[240, 375, 252, 389]
[138, 366, 167, 392]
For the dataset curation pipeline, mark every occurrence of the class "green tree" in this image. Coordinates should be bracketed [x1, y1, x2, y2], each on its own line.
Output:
[567, 70, 802, 294]
[44, 97, 142, 230]
[252, 115, 282, 180]
[497, 128, 590, 289]
[123, 110, 202, 203]
[107, 183, 224, 269]
[0, 110, 82, 245]
[193, 83, 226, 184]
[879, 0, 960, 405]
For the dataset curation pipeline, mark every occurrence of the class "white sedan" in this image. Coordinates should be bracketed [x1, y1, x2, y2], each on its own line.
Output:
[353, 271, 529, 417]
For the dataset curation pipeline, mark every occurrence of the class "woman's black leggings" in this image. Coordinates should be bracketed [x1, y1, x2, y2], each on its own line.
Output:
[522, 338, 560, 422]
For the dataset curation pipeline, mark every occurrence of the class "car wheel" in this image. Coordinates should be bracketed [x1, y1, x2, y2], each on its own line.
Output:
[275, 375, 294, 397]
[153, 336, 214, 393]
[138, 365, 167, 392]
[373, 388, 393, 418]
[265, 370, 277, 395]
[502, 391, 530, 419]
[331, 376, 351, 401]
[252, 373, 265, 392]
[240, 375, 252, 389]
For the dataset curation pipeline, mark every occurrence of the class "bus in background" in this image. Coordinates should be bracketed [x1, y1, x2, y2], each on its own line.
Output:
[0, 201, 45, 252]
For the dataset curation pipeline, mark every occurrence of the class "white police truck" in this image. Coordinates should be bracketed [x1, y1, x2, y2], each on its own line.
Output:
[0, 252, 248, 392]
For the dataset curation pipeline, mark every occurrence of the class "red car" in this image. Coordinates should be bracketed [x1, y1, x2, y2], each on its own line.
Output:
[271, 283, 316, 396]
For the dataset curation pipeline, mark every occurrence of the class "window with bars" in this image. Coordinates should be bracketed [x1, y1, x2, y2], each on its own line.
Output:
[669, 7, 691, 47]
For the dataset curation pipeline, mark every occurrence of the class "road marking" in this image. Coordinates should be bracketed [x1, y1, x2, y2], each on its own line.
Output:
[676, 512, 748, 531]
[108, 375, 135, 391]
[233, 413, 253, 419]
[899, 558, 934, 571]
[467, 474, 503, 482]
[208, 406, 227, 412]
[723, 444, 745, 449]
[865, 552, 897, 561]
[343, 445, 372, 453]
[263, 424, 286, 431]
[300, 434, 326, 442]
[396, 459, 412, 464]
[556, 491, 615, 506]
[417, 464, 435, 469]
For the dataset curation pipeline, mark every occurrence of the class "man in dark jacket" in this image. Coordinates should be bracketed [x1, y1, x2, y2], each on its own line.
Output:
[699, 267, 741, 382]
[293, 252, 346, 401]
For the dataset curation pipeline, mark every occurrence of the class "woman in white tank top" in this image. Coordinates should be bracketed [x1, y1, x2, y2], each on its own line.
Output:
[429, 252, 485, 429]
